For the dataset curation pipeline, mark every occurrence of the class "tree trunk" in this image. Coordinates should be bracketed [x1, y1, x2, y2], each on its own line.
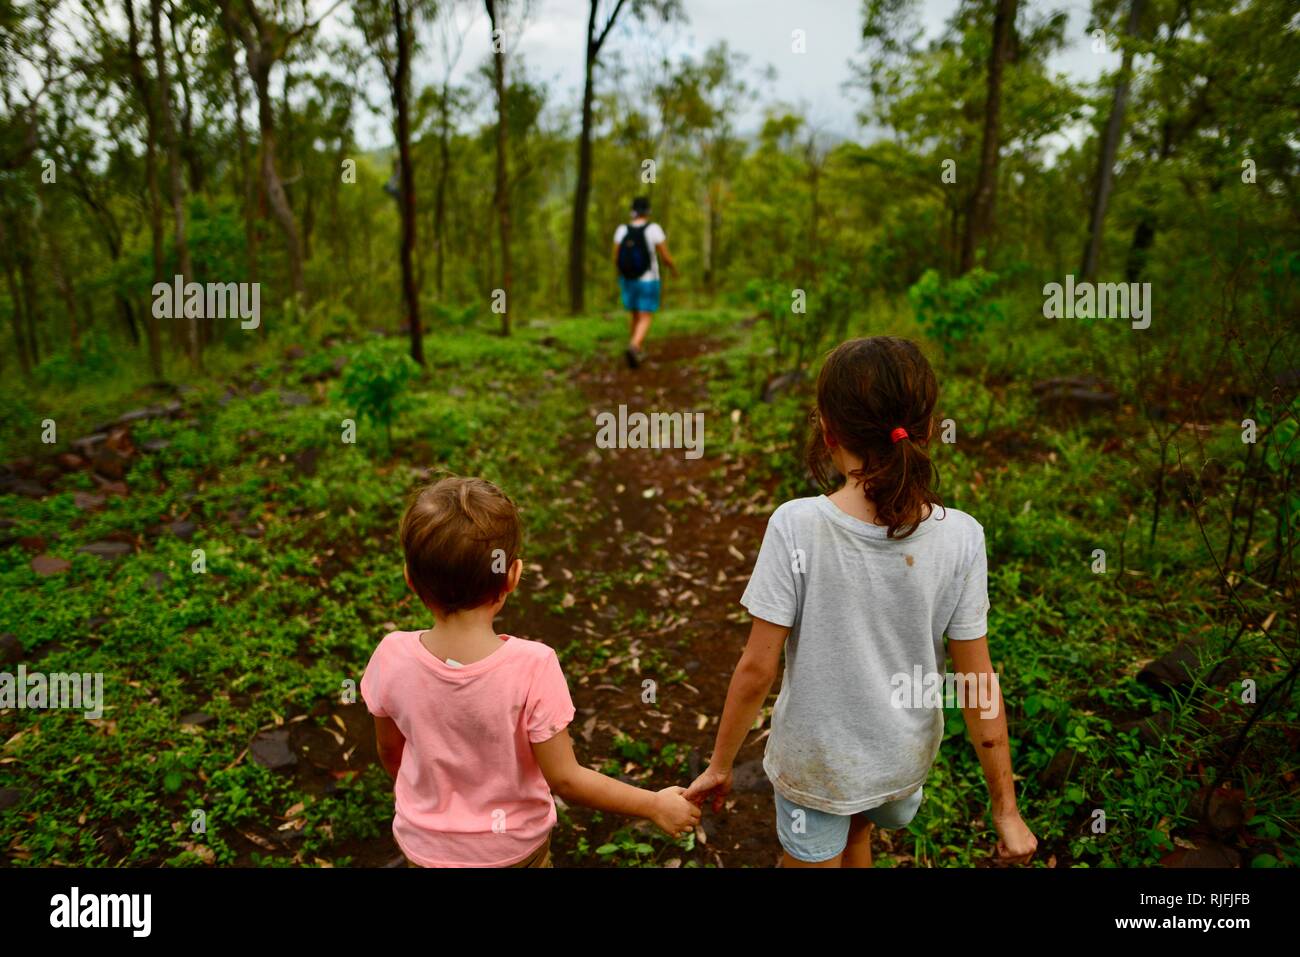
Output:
[249, 51, 306, 298]
[126, 0, 165, 380]
[171, 14, 204, 192]
[435, 94, 451, 298]
[806, 145, 822, 284]
[152, 0, 199, 366]
[229, 50, 258, 284]
[486, 0, 511, 335]
[18, 242, 40, 365]
[960, 0, 1017, 273]
[1080, 0, 1146, 282]
[218, 0, 307, 300]
[392, 0, 423, 364]
[568, 13, 598, 316]
[706, 190, 719, 292]
[0, 218, 32, 377]
[332, 138, 350, 299]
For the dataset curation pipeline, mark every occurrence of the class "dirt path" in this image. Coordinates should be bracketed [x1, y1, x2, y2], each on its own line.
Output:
[516, 334, 779, 867]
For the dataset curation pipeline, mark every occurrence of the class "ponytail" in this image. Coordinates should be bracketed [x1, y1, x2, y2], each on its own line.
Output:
[805, 337, 943, 540]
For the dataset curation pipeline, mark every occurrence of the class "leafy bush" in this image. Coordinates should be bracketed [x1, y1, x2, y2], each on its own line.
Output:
[32, 330, 117, 387]
[742, 263, 856, 376]
[425, 301, 479, 328]
[866, 200, 945, 293]
[336, 338, 421, 454]
[907, 268, 1005, 357]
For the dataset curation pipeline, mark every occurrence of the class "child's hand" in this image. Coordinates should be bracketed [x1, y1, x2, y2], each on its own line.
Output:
[993, 810, 1037, 865]
[650, 786, 702, 839]
[684, 764, 733, 813]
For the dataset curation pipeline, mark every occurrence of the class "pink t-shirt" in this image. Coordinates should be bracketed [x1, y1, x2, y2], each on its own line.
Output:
[360, 631, 575, 867]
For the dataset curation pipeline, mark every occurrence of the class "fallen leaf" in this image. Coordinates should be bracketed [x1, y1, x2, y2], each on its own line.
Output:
[240, 830, 276, 851]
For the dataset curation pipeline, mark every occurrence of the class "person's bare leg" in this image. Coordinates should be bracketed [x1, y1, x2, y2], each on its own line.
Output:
[781, 850, 843, 868]
[631, 312, 653, 350]
[842, 815, 874, 868]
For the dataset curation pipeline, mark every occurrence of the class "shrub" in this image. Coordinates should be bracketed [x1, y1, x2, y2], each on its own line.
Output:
[336, 338, 421, 455]
[907, 268, 1005, 358]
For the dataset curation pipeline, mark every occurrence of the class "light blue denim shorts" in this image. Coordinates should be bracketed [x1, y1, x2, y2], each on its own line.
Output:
[619, 277, 661, 312]
[775, 787, 924, 863]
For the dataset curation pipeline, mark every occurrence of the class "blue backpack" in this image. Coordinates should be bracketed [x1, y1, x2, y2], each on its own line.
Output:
[617, 223, 653, 279]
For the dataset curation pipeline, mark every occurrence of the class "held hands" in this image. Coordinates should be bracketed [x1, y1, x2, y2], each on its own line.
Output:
[993, 809, 1038, 865]
[683, 763, 733, 813]
[650, 786, 702, 839]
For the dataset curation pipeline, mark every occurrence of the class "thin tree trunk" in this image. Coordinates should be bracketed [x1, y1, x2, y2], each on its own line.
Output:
[250, 55, 305, 297]
[0, 218, 32, 377]
[229, 50, 258, 283]
[435, 91, 451, 298]
[706, 192, 719, 292]
[218, 1, 306, 299]
[568, 17, 597, 315]
[1080, 0, 1146, 282]
[171, 12, 204, 192]
[152, 0, 198, 366]
[126, 0, 164, 380]
[19, 244, 40, 365]
[961, 0, 1017, 273]
[486, 0, 511, 335]
[392, 0, 423, 364]
[806, 145, 822, 285]
[567, 0, 628, 314]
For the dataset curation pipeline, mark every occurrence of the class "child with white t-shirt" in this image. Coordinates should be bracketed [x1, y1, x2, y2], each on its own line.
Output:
[685, 336, 1038, 867]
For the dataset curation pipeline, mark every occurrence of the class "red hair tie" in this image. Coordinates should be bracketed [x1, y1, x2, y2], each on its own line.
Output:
[890, 427, 909, 444]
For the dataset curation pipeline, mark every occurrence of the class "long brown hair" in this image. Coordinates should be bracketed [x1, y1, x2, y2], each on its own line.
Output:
[806, 337, 942, 539]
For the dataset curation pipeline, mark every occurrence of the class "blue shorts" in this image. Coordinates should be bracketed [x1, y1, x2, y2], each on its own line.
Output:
[775, 787, 924, 863]
[620, 277, 661, 313]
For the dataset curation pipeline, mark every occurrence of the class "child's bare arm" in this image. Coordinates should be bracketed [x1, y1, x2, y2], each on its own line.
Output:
[684, 617, 787, 811]
[947, 635, 1037, 863]
[531, 728, 700, 838]
[373, 715, 405, 780]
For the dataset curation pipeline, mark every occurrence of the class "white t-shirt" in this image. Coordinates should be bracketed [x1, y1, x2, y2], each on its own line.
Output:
[740, 495, 990, 814]
[613, 220, 666, 281]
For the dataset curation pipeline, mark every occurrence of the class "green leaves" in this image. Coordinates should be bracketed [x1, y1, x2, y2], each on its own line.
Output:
[907, 267, 1005, 358]
[335, 338, 421, 455]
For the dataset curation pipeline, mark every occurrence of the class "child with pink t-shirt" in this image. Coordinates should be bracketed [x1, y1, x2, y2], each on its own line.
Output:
[361, 476, 700, 867]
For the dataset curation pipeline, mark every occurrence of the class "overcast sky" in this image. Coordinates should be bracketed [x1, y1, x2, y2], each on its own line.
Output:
[351, 0, 1118, 148]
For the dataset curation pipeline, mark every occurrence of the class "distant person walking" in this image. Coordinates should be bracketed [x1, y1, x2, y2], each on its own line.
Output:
[613, 196, 678, 369]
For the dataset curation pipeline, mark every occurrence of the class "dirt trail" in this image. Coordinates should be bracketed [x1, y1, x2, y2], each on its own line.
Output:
[514, 334, 779, 867]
